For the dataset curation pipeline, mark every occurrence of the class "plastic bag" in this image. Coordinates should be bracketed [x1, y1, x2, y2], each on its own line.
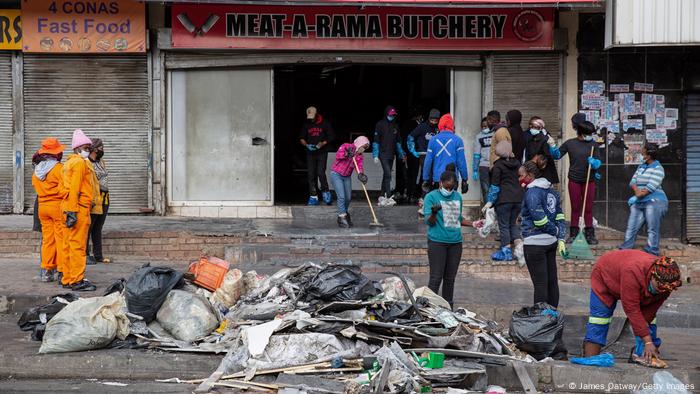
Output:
[156, 290, 219, 342]
[413, 286, 451, 310]
[381, 276, 415, 302]
[243, 271, 267, 294]
[478, 208, 497, 238]
[39, 293, 130, 353]
[18, 294, 80, 341]
[570, 353, 615, 367]
[305, 264, 381, 302]
[125, 264, 184, 323]
[632, 371, 691, 394]
[509, 302, 567, 360]
[211, 269, 243, 308]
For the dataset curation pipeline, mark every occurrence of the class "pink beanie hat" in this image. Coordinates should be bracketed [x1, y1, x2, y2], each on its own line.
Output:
[354, 136, 370, 150]
[71, 129, 92, 149]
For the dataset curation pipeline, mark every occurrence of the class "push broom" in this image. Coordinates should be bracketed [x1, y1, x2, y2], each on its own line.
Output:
[352, 156, 384, 228]
[567, 146, 595, 260]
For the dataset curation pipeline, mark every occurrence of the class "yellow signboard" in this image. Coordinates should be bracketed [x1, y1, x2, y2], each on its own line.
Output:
[0, 10, 22, 50]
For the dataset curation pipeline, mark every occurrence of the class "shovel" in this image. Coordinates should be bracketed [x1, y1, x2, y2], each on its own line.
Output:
[352, 156, 384, 228]
[567, 146, 595, 260]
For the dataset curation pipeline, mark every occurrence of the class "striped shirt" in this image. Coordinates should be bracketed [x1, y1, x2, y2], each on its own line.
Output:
[630, 160, 667, 203]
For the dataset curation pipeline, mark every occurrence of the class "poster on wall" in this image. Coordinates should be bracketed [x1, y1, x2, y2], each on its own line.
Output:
[581, 94, 605, 110]
[599, 119, 620, 133]
[610, 84, 629, 93]
[0, 10, 22, 50]
[646, 129, 668, 145]
[603, 101, 619, 121]
[21, 0, 146, 53]
[624, 134, 645, 165]
[583, 80, 605, 94]
[633, 82, 653, 92]
[622, 119, 643, 132]
[580, 110, 600, 126]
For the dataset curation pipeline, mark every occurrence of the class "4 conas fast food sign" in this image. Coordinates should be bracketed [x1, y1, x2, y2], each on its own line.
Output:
[172, 5, 553, 51]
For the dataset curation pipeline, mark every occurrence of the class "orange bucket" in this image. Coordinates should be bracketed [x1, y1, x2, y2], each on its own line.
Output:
[188, 256, 230, 291]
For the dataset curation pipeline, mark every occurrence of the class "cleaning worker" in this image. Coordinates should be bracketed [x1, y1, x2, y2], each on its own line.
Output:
[619, 143, 668, 256]
[300, 106, 335, 206]
[552, 116, 601, 245]
[423, 164, 473, 309]
[330, 136, 370, 228]
[31, 138, 67, 283]
[524, 116, 559, 185]
[519, 160, 567, 308]
[582, 250, 682, 368]
[408, 108, 440, 213]
[422, 114, 468, 196]
[373, 106, 406, 206]
[61, 129, 98, 292]
[482, 141, 523, 262]
[473, 117, 493, 204]
[86, 138, 110, 264]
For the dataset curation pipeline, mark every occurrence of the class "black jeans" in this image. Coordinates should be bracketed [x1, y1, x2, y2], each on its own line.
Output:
[87, 197, 109, 261]
[427, 239, 462, 307]
[380, 156, 395, 197]
[479, 166, 490, 205]
[407, 155, 424, 199]
[306, 151, 329, 195]
[524, 242, 559, 308]
[495, 203, 521, 248]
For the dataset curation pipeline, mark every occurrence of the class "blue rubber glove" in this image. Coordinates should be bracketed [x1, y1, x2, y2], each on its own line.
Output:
[587, 156, 601, 170]
[473, 171, 479, 181]
[307, 144, 318, 152]
[628, 196, 638, 206]
[594, 172, 602, 181]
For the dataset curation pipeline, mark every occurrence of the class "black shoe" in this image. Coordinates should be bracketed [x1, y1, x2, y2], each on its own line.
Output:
[61, 282, 72, 289]
[86, 256, 97, 265]
[566, 227, 579, 244]
[346, 213, 354, 228]
[584, 227, 599, 245]
[71, 279, 97, 292]
[55, 271, 63, 284]
[337, 215, 350, 228]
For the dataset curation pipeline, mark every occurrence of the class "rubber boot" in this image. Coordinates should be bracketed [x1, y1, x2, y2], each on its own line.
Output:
[307, 195, 320, 206]
[566, 227, 579, 244]
[584, 227, 599, 245]
[337, 214, 350, 228]
[322, 191, 332, 205]
[345, 212, 354, 228]
[491, 246, 513, 261]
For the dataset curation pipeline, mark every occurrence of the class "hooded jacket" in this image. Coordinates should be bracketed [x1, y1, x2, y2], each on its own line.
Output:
[506, 110, 526, 163]
[520, 178, 566, 245]
[62, 154, 100, 213]
[524, 131, 560, 184]
[487, 157, 523, 205]
[591, 250, 670, 338]
[422, 115, 468, 183]
[488, 121, 510, 167]
[408, 121, 438, 156]
[32, 161, 66, 204]
[300, 114, 335, 152]
[372, 106, 405, 159]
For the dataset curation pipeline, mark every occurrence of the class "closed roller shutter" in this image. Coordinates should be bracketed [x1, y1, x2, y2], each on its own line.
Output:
[23, 55, 150, 213]
[0, 53, 13, 213]
[685, 94, 700, 243]
[493, 54, 563, 138]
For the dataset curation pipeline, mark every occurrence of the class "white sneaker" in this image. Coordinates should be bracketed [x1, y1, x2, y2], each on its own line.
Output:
[514, 239, 526, 267]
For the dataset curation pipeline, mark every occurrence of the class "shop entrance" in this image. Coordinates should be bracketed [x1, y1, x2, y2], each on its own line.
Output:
[274, 64, 451, 204]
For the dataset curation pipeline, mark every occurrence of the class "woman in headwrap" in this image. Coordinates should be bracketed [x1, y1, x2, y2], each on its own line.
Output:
[86, 138, 110, 264]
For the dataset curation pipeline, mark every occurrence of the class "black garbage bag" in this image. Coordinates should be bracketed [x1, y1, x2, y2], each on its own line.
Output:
[18, 293, 80, 341]
[305, 264, 382, 302]
[103, 278, 126, 296]
[125, 264, 184, 323]
[509, 302, 567, 360]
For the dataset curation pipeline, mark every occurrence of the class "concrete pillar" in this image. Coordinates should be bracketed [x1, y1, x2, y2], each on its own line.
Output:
[559, 11, 579, 222]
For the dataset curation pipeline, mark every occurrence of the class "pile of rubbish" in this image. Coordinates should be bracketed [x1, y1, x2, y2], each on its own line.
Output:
[18, 258, 552, 393]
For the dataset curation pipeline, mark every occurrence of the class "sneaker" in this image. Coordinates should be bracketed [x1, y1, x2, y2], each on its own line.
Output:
[491, 246, 513, 261]
[40, 269, 56, 283]
[307, 195, 320, 206]
[337, 214, 350, 228]
[86, 256, 97, 265]
[345, 212, 354, 228]
[322, 191, 332, 205]
[71, 279, 97, 292]
[54, 271, 63, 284]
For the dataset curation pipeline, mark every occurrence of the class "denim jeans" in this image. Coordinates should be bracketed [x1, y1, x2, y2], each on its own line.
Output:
[620, 198, 668, 256]
[495, 202, 521, 247]
[479, 166, 490, 205]
[330, 171, 352, 215]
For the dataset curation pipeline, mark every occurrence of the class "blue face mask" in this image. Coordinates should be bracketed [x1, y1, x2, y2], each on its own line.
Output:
[648, 281, 658, 295]
[387, 116, 395, 122]
[529, 128, 540, 136]
[584, 135, 594, 142]
[481, 128, 490, 133]
[439, 187, 453, 198]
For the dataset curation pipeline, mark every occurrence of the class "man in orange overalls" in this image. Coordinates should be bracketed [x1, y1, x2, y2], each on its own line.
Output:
[61, 129, 98, 291]
[31, 138, 67, 283]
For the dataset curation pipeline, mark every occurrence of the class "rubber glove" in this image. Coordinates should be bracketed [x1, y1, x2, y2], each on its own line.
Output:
[373, 157, 379, 164]
[357, 173, 368, 184]
[473, 171, 479, 181]
[65, 212, 77, 228]
[481, 202, 493, 214]
[557, 240, 568, 259]
[461, 182, 468, 194]
[307, 144, 317, 152]
[431, 203, 442, 214]
[628, 196, 638, 206]
[546, 133, 557, 148]
[587, 156, 601, 169]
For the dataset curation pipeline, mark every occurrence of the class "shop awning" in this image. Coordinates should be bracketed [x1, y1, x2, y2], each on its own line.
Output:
[145, 0, 602, 7]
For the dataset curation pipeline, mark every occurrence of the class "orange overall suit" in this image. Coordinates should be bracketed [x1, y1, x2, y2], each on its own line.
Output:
[32, 162, 67, 274]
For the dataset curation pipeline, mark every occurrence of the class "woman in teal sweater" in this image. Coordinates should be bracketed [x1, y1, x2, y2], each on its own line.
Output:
[423, 164, 472, 309]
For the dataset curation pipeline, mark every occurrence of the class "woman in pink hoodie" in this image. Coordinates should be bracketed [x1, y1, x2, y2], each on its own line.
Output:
[331, 136, 370, 228]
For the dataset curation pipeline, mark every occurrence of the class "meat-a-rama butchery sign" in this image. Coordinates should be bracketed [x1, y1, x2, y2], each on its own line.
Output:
[172, 5, 554, 50]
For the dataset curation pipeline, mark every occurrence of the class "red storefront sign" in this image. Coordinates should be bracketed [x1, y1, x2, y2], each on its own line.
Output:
[171, 5, 554, 51]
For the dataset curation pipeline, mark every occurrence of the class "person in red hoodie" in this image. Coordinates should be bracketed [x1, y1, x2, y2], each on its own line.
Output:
[583, 250, 682, 367]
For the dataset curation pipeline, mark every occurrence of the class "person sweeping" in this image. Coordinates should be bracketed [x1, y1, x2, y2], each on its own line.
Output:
[582, 250, 682, 368]
[330, 136, 370, 228]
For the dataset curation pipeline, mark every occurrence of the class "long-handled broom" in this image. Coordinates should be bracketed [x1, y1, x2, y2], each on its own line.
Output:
[567, 146, 595, 260]
[352, 156, 384, 228]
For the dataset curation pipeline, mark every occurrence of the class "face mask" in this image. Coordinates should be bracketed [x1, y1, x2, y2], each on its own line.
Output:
[387, 116, 395, 122]
[529, 128, 540, 136]
[648, 281, 658, 295]
[79, 149, 90, 159]
[95, 150, 104, 160]
[439, 187, 453, 197]
[519, 176, 532, 188]
[481, 128, 490, 133]
[584, 135, 594, 142]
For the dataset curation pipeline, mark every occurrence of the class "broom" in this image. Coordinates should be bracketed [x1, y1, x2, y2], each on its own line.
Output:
[566, 146, 595, 260]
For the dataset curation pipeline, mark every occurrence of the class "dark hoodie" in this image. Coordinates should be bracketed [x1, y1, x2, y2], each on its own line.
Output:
[373, 106, 402, 158]
[524, 132, 560, 184]
[506, 110, 526, 163]
[300, 114, 335, 152]
[490, 157, 523, 204]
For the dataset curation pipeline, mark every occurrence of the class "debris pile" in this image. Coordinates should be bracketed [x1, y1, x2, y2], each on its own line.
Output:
[18, 259, 541, 393]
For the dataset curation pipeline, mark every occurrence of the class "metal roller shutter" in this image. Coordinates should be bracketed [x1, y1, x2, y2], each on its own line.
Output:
[492, 54, 563, 138]
[685, 94, 700, 243]
[23, 55, 150, 213]
[0, 53, 12, 213]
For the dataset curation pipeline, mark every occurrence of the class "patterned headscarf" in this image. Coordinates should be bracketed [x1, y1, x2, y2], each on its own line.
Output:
[650, 256, 682, 293]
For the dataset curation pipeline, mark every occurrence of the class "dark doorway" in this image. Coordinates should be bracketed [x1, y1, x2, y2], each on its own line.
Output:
[274, 64, 450, 204]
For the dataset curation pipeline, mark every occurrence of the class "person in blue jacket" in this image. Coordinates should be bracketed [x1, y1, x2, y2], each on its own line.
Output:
[422, 114, 468, 195]
[373, 106, 406, 203]
[519, 160, 568, 308]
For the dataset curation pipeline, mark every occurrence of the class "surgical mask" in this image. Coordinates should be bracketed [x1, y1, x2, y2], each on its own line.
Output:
[481, 128, 490, 134]
[387, 116, 395, 122]
[584, 135, 594, 142]
[519, 176, 532, 188]
[439, 187, 453, 197]
[79, 150, 90, 159]
[529, 128, 540, 136]
[356, 146, 365, 154]
[648, 282, 658, 295]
